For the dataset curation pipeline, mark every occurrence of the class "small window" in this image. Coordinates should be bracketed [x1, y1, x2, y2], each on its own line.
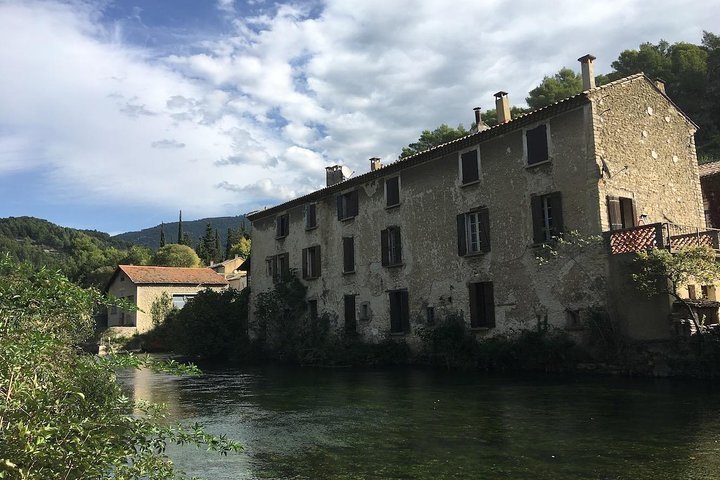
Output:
[607, 196, 637, 230]
[305, 203, 317, 229]
[426, 306, 435, 326]
[344, 295, 357, 335]
[688, 285, 697, 300]
[308, 299, 318, 320]
[172, 294, 196, 310]
[526, 124, 549, 165]
[469, 282, 495, 329]
[385, 176, 400, 207]
[531, 192, 563, 243]
[381, 226, 402, 267]
[389, 289, 410, 334]
[457, 207, 490, 255]
[460, 147, 480, 184]
[343, 236, 355, 273]
[276, 213, 289, 238]
[359, 302, 371, 321]
[337, 190, 359, 220]
[302, 245, 321, 279]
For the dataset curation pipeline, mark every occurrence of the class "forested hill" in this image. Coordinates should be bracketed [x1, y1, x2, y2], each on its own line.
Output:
[0, 216, 138, 285]
[113, 215, 249, 251]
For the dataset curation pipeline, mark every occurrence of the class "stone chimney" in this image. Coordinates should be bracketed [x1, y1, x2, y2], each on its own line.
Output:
[494, 92, 511, 124]
[578, 54, 596, 90]
[654, 78, 666, 94]
[326, 165, 344, 187]
[473, 107, 490, 132]
[370, 157, 382, 171]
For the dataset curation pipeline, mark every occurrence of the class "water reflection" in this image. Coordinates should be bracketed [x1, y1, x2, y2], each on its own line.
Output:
[116, 366, 720, 479]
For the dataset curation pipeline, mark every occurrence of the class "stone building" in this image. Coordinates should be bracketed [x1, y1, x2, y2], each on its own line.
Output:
[247, 55, 711, 345]
[210, 256, 248, 290]
[699, 161, 720, 228]
[105, 265, 228, 335]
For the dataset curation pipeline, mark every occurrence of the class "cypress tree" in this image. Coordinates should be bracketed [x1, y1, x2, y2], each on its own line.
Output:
[159, 222, 166, 247]
[177, 210, 183, 245]
[214, 229, 221, 263]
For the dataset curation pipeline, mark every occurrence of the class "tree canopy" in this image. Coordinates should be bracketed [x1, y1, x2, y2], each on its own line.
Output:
[152, 244, 201, 267]
[399, 124, 470, 158]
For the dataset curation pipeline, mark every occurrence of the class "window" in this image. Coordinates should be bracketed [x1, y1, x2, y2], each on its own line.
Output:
[385, 176, 400, 207]
[389, 289, 409, 334]
[526, 124, 549, 165]
[308, 299, 318, 320]
[276, 213, 289, 238]
[459, 147, 480, 184]
[337, 190, 359, 220]
[343, 236, 355, 273]
[266, 253, 289, 283]
[531, 192, 563, 243]
[469, 282, 495, 328]
[359, 302, 371, 321]
[344, 295, 357, 335]
[302, 245, 321, 279]
[305, 203, 317, 229]
[607, 196, 637, 230]
[172, 294, 195, 310]
[381, 226, 402, 266]
[457, 207, 490, 255]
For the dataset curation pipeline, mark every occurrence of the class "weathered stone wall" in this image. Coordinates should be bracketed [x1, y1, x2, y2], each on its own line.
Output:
[592, 78, 703, 230]
[250, 104, 607, 344]
[700, 173, 720, 228]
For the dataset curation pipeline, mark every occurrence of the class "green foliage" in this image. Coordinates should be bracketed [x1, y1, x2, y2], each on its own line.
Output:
[633, 246, 720, 296]
[481, 106, 532, 126]
[0, 216, 138, 288]
[0, 256, 240, 479]
[166, 289, 250, 361]
[152, 244, 201, 268]
[399, 123, 470, 158]
[150, 292, 172, 328]
[526, 68, 584, 109]
[254, 275, 309, 357]
[229, 237, 252, 260]
[196, 223, 222, 265]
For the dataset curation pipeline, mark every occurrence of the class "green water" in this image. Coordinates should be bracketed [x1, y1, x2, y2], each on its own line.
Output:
[117, 366, 720, 479]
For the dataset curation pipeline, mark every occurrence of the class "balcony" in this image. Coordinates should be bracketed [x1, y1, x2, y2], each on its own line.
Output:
[607, 223, 720, 255]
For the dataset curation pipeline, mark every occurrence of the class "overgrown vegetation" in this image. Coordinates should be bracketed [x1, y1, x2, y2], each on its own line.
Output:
[0, 256, 240, 479]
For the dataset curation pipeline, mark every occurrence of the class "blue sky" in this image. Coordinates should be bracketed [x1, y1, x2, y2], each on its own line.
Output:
[0, 0, 717, 234]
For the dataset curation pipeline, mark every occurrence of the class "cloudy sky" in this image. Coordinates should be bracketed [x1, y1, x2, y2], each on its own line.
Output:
[0, 0, 717, 234]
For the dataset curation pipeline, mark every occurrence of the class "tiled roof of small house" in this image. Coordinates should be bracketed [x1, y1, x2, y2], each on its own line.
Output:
[114, 265, 229, 286]
[247, 73, 689, 222]
[699, 161, 720, 177]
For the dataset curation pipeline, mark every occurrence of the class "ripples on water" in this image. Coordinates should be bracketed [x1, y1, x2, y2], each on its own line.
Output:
[116, 366, 720, 480]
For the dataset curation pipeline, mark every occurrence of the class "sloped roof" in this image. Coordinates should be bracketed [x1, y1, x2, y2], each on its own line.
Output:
[699, 161, 720, 178]
[113, 265, 229, 286]
[247, 73, 688, 222]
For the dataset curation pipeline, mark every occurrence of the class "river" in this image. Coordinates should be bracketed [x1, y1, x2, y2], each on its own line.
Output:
[116, 365, 720, 479]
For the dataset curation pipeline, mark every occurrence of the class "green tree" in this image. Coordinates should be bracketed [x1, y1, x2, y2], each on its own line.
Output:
[0, 256, 240, 479]
[152, 244, 201, 267]
[177, 210, 183, 245]
[526, 68, 584, 109]
[159, 222, 166, 247]
[399, 124, 470, 158]
[229, 236, 251, 260]
[121, 245, 152, 266]
[481, 106, 532, 127]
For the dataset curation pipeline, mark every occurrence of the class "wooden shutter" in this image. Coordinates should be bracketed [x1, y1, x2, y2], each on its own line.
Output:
[312, 246, 321, 276]
[336, 195, 343, 220]
[607, 196, 622, 230]
[343, 237, 354, 272]
[469, 283, 480, 328]
[344, 295, 356, 334]
[306, 204, 316, 228]
[301, 248, 308, 279]
[381, 228, 389, 266]
[549, 192, 563, 237]
[276, 217, 281, 237]
[482, 282, 495, 328]
[461, 150, 479, 183]
[392, 228, 402, 265]
[620, 197, 637, 228]
[349, 190, 359, 217]
[400, 290, 410, 333]
[389, 291, 401, 333]
[386, 177, 400, 206]
[456, 213, 467, 256]
[531, 195, 544, 243]
[479, 207, 491, 252]
[526, 124, 548, 165]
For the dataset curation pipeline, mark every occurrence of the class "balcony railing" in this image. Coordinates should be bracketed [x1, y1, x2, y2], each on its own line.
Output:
[608, 223, 720, 255]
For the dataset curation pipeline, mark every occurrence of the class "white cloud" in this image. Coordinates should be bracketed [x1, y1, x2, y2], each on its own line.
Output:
[0, 0, 716, 231]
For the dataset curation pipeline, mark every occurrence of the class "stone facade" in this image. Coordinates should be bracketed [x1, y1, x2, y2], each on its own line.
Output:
[248, 70, 704, 344]
[699, 161, 720, 228]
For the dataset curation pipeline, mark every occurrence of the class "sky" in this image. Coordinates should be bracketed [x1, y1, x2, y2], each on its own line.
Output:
[0, 0, 717, 234]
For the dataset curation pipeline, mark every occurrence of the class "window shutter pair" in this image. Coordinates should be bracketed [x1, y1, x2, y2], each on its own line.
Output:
[343, 237, 355, 272]
[302, 247, 320, 278]
[380, 227, 401, 266]
[386, 177, 400, 207]
[526, 124, 549, 165]
[531, 192, 563, 243]
[305, 204, 316, 228]
[456, 207, 491, 255]
[461, 150, 479, 184]
[389, 290, 409, 333]
[469, 282, 495, 328]
[607, 196, 637, 230]
[337, 191, 359, 220]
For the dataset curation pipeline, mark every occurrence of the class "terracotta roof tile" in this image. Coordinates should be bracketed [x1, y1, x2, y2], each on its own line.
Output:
[699, 161, 720, 177]
[117, 265, 228, 286]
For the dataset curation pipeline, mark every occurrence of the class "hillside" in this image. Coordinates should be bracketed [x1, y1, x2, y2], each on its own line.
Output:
[0, 216, 136, 285]
[113, 215, 249, 251]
